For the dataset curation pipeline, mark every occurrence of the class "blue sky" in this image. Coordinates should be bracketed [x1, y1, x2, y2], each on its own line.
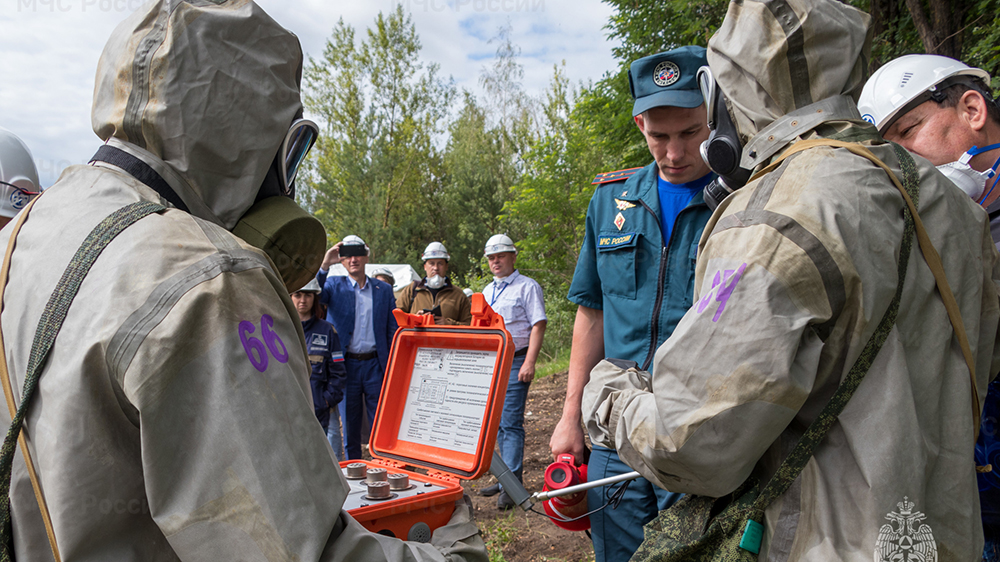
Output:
[0, 0, 619, 186]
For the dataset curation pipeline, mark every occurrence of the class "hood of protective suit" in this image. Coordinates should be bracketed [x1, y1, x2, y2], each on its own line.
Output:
[92, 0, 303, 229]
[707, 0, 871, 142]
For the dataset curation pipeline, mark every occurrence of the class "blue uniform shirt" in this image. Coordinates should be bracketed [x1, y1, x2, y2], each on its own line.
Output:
[657, 174, 714, 245]
[568, 163, 714, 368]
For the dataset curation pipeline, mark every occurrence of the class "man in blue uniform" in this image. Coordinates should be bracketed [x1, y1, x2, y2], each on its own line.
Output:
[317, 236, 398, 460]
[549, 46, 715, 562]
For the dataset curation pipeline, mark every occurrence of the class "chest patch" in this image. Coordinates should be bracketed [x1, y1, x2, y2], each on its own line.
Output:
[310, 333, 329, 349]
[598, 233, 637, 250]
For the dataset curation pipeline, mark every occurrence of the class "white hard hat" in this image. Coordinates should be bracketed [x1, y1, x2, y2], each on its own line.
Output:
[484, 234, 517, 256]
[421, 241, 450, 261]
[297, 278, 321, 294]
[858, 54, 992, 134]
[341, 234, 369, 255]
[0, 127, 40, 219]
[372, 267, 395, 283]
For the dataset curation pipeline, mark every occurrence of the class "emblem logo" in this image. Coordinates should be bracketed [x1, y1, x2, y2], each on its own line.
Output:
[615, 198, 636, 211]
[310, 334, 329, 349]
[874, 497, 937, 562]
[614, 212, 625, 231]
[653, 61, 681, 87]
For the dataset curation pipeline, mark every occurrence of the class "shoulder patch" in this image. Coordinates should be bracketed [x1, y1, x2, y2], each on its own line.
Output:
[592, 167, 642, 185]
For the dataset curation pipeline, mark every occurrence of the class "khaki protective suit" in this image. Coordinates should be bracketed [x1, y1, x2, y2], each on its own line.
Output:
[583, 1, 1000, 560]
[0, 2, 485, 561]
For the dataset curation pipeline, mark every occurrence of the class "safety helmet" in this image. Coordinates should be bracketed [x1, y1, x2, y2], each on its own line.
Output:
[858, 55, 992, 134]
[0, 127, 40, 219]
[421, 241, 450, 261]
[372, 267, 395, 285]
[341, 234, 369, 255]
[484, 234, 517, 256]
[296, 278, 321, 294]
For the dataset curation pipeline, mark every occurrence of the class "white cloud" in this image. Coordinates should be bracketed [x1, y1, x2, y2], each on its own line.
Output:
[0, 0, 619, 186]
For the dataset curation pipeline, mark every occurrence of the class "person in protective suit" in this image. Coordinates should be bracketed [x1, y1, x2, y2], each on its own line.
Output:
[0, 2, 486, 561]
[582, 0, 1000, 559]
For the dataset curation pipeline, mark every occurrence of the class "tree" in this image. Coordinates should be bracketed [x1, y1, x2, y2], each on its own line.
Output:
[439, 25, 537, 281]
[301, 6, 455, 263]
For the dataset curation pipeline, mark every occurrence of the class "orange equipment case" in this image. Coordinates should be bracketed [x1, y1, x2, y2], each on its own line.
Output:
[339, 294, 513, 541]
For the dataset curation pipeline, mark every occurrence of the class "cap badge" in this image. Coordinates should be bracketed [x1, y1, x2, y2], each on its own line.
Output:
[653, 61, 680, 87]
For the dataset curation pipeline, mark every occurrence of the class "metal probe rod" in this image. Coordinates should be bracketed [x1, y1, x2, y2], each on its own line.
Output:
[531, 471, 641, 502]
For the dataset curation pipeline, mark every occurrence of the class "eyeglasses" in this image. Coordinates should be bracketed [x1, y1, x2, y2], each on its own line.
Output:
[279, 118, 319, 196]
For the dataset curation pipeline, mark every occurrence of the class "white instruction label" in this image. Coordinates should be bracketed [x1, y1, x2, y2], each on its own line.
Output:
[397, 347, 498, 454]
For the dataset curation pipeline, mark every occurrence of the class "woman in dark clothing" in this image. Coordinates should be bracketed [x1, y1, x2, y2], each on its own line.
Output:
[291, 279, 347, 461]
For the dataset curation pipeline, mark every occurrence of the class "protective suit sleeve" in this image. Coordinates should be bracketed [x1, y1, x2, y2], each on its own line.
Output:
[566, 191, 604, 311]
[583, 211, 837, 498]
[120, 261, 486, 560]
[320, 497, 487, 562]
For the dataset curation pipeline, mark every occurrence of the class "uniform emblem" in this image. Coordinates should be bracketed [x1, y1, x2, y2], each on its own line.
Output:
[614, 212, 625, 231]
[653, 61, 681, 87]
[621, 190, 627, 197]
[874, 497, 937, 562]
[615, 198, 636, 211]
[310, 333, 329, 349]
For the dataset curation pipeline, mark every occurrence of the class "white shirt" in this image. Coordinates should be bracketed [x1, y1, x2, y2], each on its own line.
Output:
[482, 270, 546, 350]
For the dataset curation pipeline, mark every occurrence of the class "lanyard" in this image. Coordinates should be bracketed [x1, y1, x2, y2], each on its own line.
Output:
[490, 281, 509, 307]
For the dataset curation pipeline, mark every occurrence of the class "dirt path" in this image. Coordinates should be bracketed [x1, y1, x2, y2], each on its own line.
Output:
[462, 370, 595, 562]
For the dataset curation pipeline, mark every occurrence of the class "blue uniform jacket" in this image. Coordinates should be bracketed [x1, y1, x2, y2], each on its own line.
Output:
[568, 162, 713, 368]
[316, 272, 398, 374]
[301, 317, 346, 429]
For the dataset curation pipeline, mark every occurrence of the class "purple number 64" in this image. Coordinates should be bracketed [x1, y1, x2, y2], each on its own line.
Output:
[239, 315, 289, 372]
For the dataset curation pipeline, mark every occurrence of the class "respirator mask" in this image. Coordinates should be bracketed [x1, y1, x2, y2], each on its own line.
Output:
[425, 275, 446, 290]
[935, 143, 1000, 204]
[697, 66, 752, 210]
[232, 118, 327, 293]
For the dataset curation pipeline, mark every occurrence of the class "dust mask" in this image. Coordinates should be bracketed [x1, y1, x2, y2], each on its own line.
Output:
[426, 275, 446, 290]
[936, 143, 1000, 203]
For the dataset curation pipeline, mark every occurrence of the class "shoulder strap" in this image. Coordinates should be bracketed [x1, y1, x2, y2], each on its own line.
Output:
[0, 197, 165, 562]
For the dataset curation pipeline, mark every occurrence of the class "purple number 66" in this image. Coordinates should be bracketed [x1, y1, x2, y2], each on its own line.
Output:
[239, 315, 289, 372]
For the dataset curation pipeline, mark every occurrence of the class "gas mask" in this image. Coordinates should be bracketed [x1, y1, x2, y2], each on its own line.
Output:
[697, 66, 752, 210]
[232, 118, 327, 293]
[425, 275, 446, 290]
[934, 143, 1000, 204]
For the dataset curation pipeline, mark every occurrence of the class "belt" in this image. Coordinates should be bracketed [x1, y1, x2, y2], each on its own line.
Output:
[345, 351, 378, 361]
[513, 348, 528, 357]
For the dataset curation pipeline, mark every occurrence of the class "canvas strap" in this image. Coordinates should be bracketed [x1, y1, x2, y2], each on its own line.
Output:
[0, 197, 165, 562]
[741, 139, 980, 527]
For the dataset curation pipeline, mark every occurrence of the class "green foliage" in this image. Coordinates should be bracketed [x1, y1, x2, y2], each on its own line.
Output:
[302, 6, 455, 264]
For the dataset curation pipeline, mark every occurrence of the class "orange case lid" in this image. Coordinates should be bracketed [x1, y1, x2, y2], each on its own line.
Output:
[369, 294, 513, 479]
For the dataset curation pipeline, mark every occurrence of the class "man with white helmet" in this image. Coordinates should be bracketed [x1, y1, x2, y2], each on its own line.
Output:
[477, 235, 546, 509]
[397, 241, 472, 325]
[860, 54, 1000, 560]
[0, 2, 485, 560]
[317, 235, 399, 460]
[583, 0, 1000, 559]
[0, 127, 40, 229]
[859, 55, 1000, 246]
